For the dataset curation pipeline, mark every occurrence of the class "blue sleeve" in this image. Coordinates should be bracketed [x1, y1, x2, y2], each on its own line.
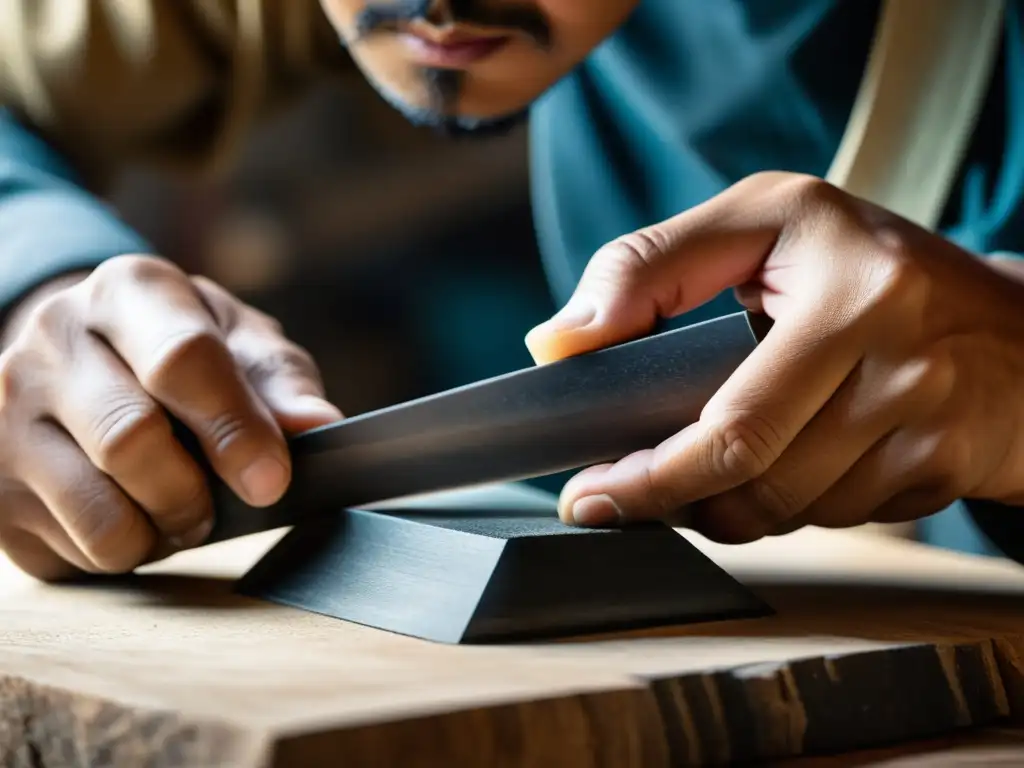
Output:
[0, 109, 152, 321]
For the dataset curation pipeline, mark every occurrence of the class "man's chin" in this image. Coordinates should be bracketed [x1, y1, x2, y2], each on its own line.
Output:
[427, 110, 529, 139]
[370, 78, 529, 138]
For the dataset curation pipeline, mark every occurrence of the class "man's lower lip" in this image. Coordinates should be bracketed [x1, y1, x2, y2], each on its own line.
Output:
[399, 34, 510, 67]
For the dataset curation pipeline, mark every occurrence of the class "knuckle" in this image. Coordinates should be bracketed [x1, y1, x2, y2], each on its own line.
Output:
[70, 485, 148, 572]
[901, 352, 956, 413]
[0, 345, 30, 413]
[707, 412, 784, 481]
[140, 328, 225, 394]
[747, 475, 804, 523]
[86, 254, 182, 312]
[92, 253, 177, 287]
[588, 229, 666, 290]
[916, 430, 972, 494]
[194, 275, 277, 327]
[189, 275, 240, 330]
[89, 397, 168, 473]
[24, 292, 79, 352]
[609, 229, 664, 269]
[188, 274, 226, 298]
[247, 306, 285, 336]
[244, 343, 319, 386]
[785, 174, 845, 212]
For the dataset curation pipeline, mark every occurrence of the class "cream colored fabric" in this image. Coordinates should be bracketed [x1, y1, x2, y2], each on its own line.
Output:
[826, 0, 1005, 231]
[825, 0, 1005, 540]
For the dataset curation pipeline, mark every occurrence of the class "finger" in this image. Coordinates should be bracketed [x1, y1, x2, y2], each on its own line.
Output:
[48, 333, 214, 548]
[0, 485, 101, 574]
[238, 337, 344, 434]
[0, 527, 82, 582]
[869, 487, 959, 525]
[778, 427, 965, 532]
[690, 353, 954, 540]
[83, 257, 291, 507]
[524, 172, 821, 364]
[16, 422, 156, 573]
[558, 306, 865, 524]
[733, 281, 766, 314]
[771, 487, 952, 536]
[192, 279, 342, 434]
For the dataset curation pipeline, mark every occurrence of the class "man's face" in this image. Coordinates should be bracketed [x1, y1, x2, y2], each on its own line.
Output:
[320, 0, 638, 134]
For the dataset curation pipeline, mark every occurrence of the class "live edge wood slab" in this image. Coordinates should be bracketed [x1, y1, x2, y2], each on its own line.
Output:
[5, 489, 1024, 766]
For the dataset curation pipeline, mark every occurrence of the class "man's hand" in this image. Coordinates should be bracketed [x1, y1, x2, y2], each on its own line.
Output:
[525, 172, 1024, 543]
[0, 254, 342, 580]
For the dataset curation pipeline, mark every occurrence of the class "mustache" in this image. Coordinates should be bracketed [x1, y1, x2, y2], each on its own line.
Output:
[354, 0, 552, 48]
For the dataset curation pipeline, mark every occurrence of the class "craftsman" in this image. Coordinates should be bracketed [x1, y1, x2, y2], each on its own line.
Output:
[0, 0, 1022, 580]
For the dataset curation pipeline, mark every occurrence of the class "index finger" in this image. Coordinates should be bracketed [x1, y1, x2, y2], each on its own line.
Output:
[83, 257, 291, 508]
[525, 172, 830, 365]
[192, 277, 343, 434]
[559, 308, 864, 526]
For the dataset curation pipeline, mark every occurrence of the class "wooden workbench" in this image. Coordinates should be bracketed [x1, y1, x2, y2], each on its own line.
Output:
[4, 492, 1024, 767]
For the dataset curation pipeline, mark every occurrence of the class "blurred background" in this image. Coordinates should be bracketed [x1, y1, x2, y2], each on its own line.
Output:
[113, 78, 554, 414]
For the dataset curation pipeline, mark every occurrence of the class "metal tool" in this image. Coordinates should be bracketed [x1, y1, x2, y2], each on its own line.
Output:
[190, 310, 769, 543]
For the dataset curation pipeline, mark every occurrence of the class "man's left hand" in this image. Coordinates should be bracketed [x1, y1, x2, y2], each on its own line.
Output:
[525, 172, 1024, 543]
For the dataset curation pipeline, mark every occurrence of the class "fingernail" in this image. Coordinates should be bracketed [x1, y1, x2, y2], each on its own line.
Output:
[534, 300, 595, 335]
[571, 494, 623, 527]
[289, 395, 343, 421]
[240, 456, 289, 506]
[170, 517, 213, 549]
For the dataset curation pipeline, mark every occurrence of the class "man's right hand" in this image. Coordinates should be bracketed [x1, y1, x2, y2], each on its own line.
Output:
[0, 254, 343, 581]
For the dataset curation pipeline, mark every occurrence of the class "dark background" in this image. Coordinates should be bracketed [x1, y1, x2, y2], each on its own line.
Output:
[110, 76, 557, 419]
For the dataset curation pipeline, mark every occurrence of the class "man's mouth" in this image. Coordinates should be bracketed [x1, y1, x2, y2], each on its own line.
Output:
[398, 26, 512, 67]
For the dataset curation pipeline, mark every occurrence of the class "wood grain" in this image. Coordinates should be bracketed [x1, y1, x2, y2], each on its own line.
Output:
[773, 725, 1024, 766]
[5, 507, 1024, 766]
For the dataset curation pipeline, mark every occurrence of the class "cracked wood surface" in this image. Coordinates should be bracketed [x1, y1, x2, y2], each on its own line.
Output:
[3, 524, 1024, 766]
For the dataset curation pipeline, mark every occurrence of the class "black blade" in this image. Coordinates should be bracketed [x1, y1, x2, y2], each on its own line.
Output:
[189, 310, 766, 543]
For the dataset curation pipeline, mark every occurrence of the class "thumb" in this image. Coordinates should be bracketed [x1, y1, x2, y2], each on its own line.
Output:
[525, 224, 774, 365]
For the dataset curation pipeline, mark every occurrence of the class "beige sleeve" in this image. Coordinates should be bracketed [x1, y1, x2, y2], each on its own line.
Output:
[0, 0, 351, 190]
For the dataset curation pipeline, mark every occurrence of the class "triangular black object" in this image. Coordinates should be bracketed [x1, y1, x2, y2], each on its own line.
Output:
[236, 485, 772, 644]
